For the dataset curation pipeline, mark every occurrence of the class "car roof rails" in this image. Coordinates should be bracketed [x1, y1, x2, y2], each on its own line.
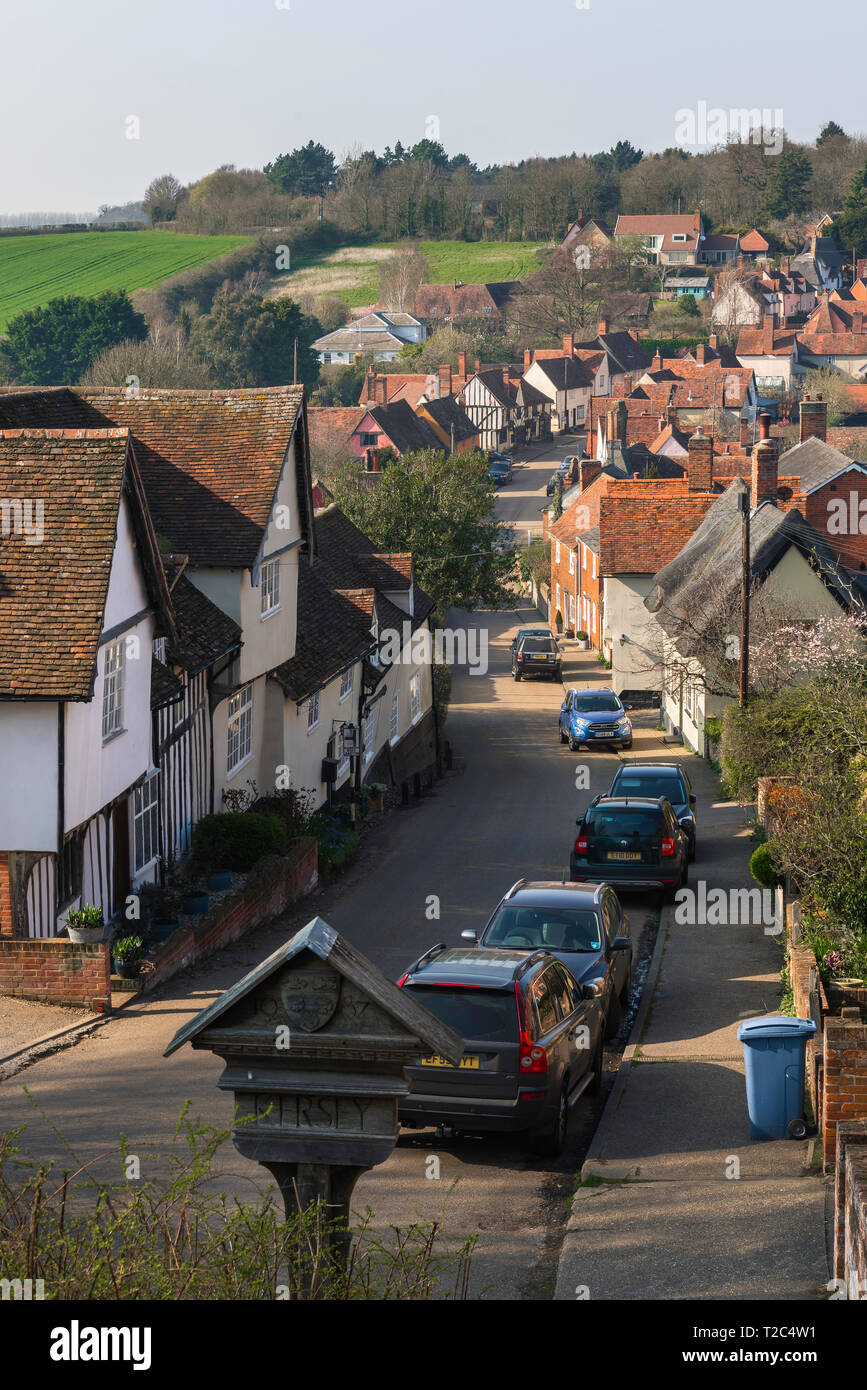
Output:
[405, 942, 447, 977]
[504, 879, 527, 900]
[516, 950, 549, 978]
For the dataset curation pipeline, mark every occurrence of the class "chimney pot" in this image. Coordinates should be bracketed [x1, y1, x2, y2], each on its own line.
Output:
[458, 350, 467, 378]
[597, 318, 608, 336]
[752, 431, 780, 508]
[687, 427, 714, 492]
[524, 347, 533, 371]
[563, 333, 575, 357]
[799, 394, 827, 444]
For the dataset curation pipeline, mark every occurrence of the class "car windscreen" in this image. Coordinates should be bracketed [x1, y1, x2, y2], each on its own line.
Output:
[614, 774, 683, 800]
[521, 639, 554, 653]
[484, 905, 602, 953]
[572, 695, 621, 713]
[585, 808, 661, 836]
[406, 986, 519, 1042]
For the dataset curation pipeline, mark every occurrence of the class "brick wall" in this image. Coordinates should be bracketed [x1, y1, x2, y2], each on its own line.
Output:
[789, 940, 828, 1119]
[141, 837, 318, 996]
[804, 477, 867, 572]
[823, 1019, 867, 1168]
[0, 936, 111, 1011]
[0, 853, 12, 938]
[834, 1121, 867, 1299]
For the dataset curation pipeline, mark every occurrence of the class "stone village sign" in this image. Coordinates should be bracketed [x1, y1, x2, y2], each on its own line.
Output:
[164, 917, 463, 1259]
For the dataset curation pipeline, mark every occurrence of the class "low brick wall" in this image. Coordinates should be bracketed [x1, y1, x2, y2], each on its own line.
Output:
[824, 1019, 867, 1168]
[0, 936, 111, 1012]
[141, 837, 318, 995]
[0, 851, 13, 937]
[789, 941, 828, 1120]
[834, 1121, 867, 1300]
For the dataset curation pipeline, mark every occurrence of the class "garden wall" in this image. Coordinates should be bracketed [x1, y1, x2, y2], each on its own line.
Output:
[834, 1121, 867, 1300]
[141, 837, 318, 995]
[0, 937, 111, 1011]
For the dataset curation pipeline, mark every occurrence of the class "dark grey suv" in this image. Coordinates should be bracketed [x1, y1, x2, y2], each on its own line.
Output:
[462, 880, 632, 1038]
[398, 946, 604, 1156]
[570, 795, 689, 901]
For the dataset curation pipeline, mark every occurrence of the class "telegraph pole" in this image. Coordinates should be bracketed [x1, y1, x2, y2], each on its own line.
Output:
[738, 490, 750, 706]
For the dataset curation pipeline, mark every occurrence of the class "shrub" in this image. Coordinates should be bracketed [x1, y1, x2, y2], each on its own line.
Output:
[190, 812, 289, 874]
[750, 842, 782, 889]
[113, 934, 144, 963]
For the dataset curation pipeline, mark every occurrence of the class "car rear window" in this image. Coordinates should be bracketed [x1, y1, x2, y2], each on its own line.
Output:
[406, 986, 519, 1042]
[585, 808, 662, 835]
[573, 695, 621, 712]
[521, 638, 554, 654]
[484, 905, 602, 953]
[614, 774, 683, 799]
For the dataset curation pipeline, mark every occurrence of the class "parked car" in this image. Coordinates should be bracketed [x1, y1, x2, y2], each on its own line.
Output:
[559, 688, 632, 749]
[398, 944, 604, 1155]
[513, 633, 562, 681]
[509, 625, 556, 653]
[489, 460, 512, 486]
[606, 763, 697, 860]
[489, 450, 513, 464]
[463, 879, 632, 1039]
[570, 795, 689, 901]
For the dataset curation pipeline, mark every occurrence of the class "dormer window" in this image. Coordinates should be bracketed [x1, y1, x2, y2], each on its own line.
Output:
[672, 234, 687, 243]
[260, 558, 280, 617]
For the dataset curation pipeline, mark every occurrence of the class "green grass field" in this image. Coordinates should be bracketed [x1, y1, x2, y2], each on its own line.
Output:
[0, 231, 250, 330]
[269, 239, 549, 310]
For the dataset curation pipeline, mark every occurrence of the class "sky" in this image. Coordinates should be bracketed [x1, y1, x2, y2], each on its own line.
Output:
[1, 0, 863, 214]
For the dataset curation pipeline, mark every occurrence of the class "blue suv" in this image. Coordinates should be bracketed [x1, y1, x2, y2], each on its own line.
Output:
[559, 688, 633, 751]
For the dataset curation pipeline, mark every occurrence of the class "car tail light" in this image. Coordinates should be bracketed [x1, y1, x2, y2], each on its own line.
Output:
[397, 974, 408, 987]
[515, 983, 548, 1074]
[661, 837, 675, 857]
[575, 836, 588, 854]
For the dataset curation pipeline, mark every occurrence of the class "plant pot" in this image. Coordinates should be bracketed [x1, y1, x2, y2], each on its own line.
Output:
[113, 959, 141, 979]
[206, 870, 232, 892]
[182, 892, 209, 916]
[149, 917, 179, 943]
[578, 639, 590, 651]
[67, 925, 105, 945]
[368, 795, 384, 813]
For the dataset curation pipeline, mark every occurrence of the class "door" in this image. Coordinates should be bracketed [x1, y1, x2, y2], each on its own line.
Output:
[551, 962, 601, 1088]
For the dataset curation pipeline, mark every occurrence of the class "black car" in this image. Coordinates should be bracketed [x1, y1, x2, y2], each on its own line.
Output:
[570, 795, 689, 901]
[398, 945, 604, 1156]
[462, 879, 632, 1039]
[512, 633, 562, 681]
[607, 763, 698, 860]
[509, 625, 556, 653]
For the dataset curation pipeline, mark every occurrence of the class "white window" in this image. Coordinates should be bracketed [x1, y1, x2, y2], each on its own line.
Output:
[591, 602, 597, 634]
[569, 593, 575, 625]
[227, 685, 253, 774]
[307, 691, 320, 732]
[390, 691, 399, 743]
[337, 730, 350, 779]
[582, 545, 587, 570]
[260, 558, 280, 617]
[592, 552, 597, 579]
[363, 707, 376, 765]
[102, 641, 125, 740]
[133, 773, 160, 873]
[152, 637, 166, 663]
[672, 233, 687, 242]
[684, 680, 694, 720]
[555, 540, 561, 564]
[339, 667, 353, 702]
[410, 672, 422, 723]
[569, 550, 576, 575]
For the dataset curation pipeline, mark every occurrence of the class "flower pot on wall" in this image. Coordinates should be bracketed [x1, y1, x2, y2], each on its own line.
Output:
[67, 925, 105, 945]
[113, 959, 141, 980]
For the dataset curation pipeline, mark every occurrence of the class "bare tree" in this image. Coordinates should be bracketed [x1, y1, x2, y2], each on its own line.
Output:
[377, 246, 430, 312]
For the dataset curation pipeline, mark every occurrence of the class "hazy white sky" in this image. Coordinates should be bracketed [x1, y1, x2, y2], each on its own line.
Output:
[1, 0, 861, 212]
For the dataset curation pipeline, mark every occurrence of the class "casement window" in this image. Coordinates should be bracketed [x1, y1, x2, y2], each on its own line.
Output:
[569, 550, 576, 575]
[672, 233, 687, 242]
[152, 637, 166, 663]
[133, 773, 160, 873]
[227, 685, 254, 774]
[390, 691, 399, 744]
[684, 680, 694, 720]
[260, 558, 280, 617]
[339, 667, 353, 702]
[591, 602, 597, 634]
[336, 731, 350, 780]
[556, 583, 561, 614]
[410, 671, 422, 723]
[306, 691, 320, 733]
[102, 641, 125, 741]
[360, 432, 379, 448]
[569, 594, 576, 625]
[363, 707, 376, 765]
[555, 541, 561, 564]
[592, 552, 597, 579]
[582, 545, 587, 570]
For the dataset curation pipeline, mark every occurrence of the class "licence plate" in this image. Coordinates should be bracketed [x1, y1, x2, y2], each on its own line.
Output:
[530, 654, 547, 661]
[607, 852, 641, 862]
[421, 1054, 480, 1069]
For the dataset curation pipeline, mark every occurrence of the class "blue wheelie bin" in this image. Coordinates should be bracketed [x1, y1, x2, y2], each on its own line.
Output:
[737, 1015, 816, 1140]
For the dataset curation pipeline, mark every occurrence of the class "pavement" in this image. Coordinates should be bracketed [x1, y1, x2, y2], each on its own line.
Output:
[554, 739, 831, 1301]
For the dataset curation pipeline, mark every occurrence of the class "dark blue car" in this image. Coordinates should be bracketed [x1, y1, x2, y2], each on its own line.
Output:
[559, 688, 633, 751]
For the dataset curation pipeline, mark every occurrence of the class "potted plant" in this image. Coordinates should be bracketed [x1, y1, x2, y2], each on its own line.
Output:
[138, 882, 182, 943]
[367, 782, 387, 813]
[554, 609, 564, 636]
[575, 629, 590, 651]
[112, 934, 144, 979]
[63, 903, 105, 944]
[179, 875, 209, 916]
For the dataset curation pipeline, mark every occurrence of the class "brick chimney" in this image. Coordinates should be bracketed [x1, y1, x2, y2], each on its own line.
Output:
[751, 412, 779, 507]
[458, 350, 467, 378]
[628, 329, 639, 342]
[708, 333, 719, 352]
[502, 366, 511, 391]
[740, 414, 751, 450]
[852, 309, 865, 336]
[364, 368, 376, 403]
[474, 357, 482, 374]
[809, 232, 818, 258]
[696, 343, 707, 365]
[524, 347, 533, 371]
[857, 257, 867, 282]
[608, 399, 627, 445]
[374, 375, 388, 406]
[762, 312, 775, 354]
[666, 403, 678, 426]
[658, 415, 667, 432]
[799, 393, 827, 444]
[438, 364, 452, 398]
[597, 318, 608, 336]
[687, 427, 714, 492]
[651, 351, 663, 372]
[563, 333, 575, 357]
[579, 460, 602, 491]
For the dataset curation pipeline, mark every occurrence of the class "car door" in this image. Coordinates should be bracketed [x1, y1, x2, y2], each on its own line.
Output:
[549, 962, 600, 1090]
[528, 968, 566, 1092]
[602, 889, 628, 997]
[559, 692, 571, 736]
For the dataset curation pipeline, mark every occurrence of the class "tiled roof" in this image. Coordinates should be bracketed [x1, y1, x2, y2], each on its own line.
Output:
[741, 229, 770, 252]
[701, 234, 739, 252]
[531, 357, 595, 391]
[0, 428, 131, 698]
[614, 212, 703, 254]
[414, 282, 521, 318]
[598, 489, 718, 575]
[313, 327, 405, 353]
[777, 436, 866, 493]
[0, 385, 311, 568]
[575, 331, 653, 375]
[420, 394, 478, 443]
[736, 326, 798, 357]
[307, 407, 367, 459]
[151, 656, 184, 708]
[274, 560, 375, 703]
[166, 572, 242, 674]
[368, 399, 443, 454]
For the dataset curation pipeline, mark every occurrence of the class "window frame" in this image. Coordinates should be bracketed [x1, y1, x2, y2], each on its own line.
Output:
[133, 772, 161, 874]
[227, 684, 254, 776]
[260, 558, 280, 618]
[102, 640, 125, 742]
[410, 671, 422, 724]
[307, 690, 320, 733]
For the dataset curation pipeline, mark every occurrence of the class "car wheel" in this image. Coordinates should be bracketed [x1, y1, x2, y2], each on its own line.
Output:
[529, 1081, 569, 1157]
[587, 1038, 603, 1095]
[604, 988, 622, 1040]
[559, 725, 567, 744]
[621, 740, 633, 750]
[689, 836, 696, 862]
[569, 735, 580, 752]
[514, 671, 521, 681]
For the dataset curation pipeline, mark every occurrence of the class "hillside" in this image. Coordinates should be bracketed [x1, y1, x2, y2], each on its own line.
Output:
[0, 230, 249, 329]
[267, 238, 549, 310]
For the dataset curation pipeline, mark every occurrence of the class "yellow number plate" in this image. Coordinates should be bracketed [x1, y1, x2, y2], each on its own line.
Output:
[608, 852, 641, 862]
[421, 1054, 480, 1069]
